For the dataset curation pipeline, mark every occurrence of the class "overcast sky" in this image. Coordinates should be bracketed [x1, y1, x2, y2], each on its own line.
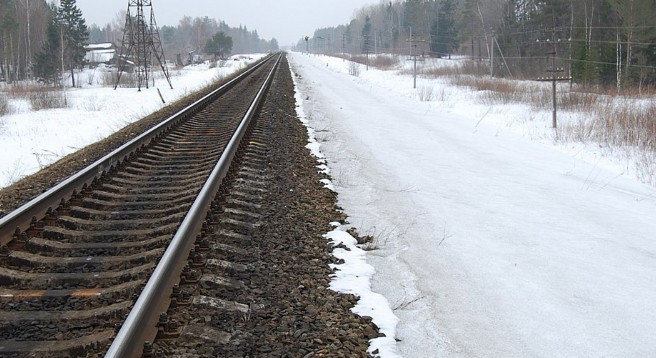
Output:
[76, 0, 380, 46]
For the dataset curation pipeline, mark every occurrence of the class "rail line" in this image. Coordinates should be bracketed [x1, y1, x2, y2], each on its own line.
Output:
[0, 53, 282, 357]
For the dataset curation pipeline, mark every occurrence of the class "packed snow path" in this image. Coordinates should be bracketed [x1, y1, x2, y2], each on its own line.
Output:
[289, 53, 656, 357]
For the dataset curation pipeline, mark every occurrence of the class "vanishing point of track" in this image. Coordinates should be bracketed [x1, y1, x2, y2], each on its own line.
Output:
[0, 54, 281, 357]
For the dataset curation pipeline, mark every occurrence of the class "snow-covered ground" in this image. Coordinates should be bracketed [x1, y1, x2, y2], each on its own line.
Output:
[288, 52, 656, 357]
[0, 54, 265, 188]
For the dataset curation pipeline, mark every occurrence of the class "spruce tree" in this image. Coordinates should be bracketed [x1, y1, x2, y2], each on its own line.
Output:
[57, 0, 88, 87]
[432, 0, 458, 58]
[34, 14, 61, 84]
[205, 32, 233, 59]
[361, 15, 372, 54]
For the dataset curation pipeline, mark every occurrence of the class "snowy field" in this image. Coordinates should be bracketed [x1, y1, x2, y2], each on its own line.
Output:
[288, 52, 656, 357]
[0, 54, 265, 188]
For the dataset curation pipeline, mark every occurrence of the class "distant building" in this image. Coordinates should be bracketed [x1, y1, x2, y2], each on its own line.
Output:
[84, 43, 117, 66]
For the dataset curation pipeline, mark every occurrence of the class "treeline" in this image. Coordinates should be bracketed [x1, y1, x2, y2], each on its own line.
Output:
[89, 15, 279, 60]
[300, 0, 656, 88]
[0, 0, 51, 82]
[2, 0, 278, 85]
[1, 0, 87, 85]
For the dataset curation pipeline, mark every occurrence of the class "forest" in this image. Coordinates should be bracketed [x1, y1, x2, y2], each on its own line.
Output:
[88, 15, 279, 63]
[0, 0, 279, 84]
[299, 0, 656, 89]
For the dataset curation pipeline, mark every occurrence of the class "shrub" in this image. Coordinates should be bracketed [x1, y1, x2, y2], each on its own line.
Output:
[417, 86, 434, 101]
[348, 62, 361, 77]
[7, 82, 41, 99]
[422, 60, 488, 78]
[29, 91, 68, 111]
[0, 94, 11, 116]
[339, 54, 400, 70]
[100, 70, 139, 88]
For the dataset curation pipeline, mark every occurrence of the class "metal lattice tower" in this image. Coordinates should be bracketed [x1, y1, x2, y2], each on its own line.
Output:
[114, 0, 172, 91]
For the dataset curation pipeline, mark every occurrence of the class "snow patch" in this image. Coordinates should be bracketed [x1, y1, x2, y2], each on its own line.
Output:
[326, 228, 400, 358]
[289, 61, 400, 358]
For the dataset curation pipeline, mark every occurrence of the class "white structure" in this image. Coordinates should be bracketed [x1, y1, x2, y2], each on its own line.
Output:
[84, 43, 116, 65]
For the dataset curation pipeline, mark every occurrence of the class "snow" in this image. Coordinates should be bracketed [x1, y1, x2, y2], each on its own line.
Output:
[289, 52, 656, 357]
[326, 228, 400, 358]
[290, 66, 400, 357]
[85, 43, 113, 50]
[0, 54, 266, 188]
[85, 49, 116, 63]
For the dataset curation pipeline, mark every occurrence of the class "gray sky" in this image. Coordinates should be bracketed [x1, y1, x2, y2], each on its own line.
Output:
[76, 0, 381, 46]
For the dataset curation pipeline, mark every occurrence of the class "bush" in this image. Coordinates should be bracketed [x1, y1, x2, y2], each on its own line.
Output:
[0, 94, 11, 116]
[29, 91, 68, 111]
[422, 60, 488, 78]
[348, 62, 361, 77]
[345, 54, 400, 70]
[6, 82, 41, 99]
[100, 70, 139, 88]
[417, 86, 434, 101]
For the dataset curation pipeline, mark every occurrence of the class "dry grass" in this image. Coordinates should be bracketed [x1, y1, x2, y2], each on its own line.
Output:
[5, 82, 44, 99]
[589, 102, 656, 151]
[422, 60, 488, 78]
[29, 91, 68, 111]
[447, 71, 656, 184]
[449, 76, 600, 113]
[337, 54, 400, 70]
[572, 84, 656, 99]
[100, 71, 139, 88]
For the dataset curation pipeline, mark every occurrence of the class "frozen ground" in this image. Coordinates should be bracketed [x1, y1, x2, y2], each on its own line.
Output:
[0, 54, 265, 188]
[288, 52, 656, 357]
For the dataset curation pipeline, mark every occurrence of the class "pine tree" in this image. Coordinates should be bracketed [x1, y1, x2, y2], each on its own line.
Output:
[57, 0, 88, 87]
[204, 32, 232, 59]
[33, 12, 61, 84]
[361, 15, 372, 54]
[432, 0, 458, 58]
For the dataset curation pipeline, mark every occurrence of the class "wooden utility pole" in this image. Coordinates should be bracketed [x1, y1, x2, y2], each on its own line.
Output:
[536, 30, 571, 129]
[406, 36, 425, 89]
[490, 31, 495, 77]
[363, 34, 370, 70]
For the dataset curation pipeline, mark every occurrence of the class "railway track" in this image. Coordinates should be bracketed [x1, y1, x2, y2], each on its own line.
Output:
[0, 54, 281, 357]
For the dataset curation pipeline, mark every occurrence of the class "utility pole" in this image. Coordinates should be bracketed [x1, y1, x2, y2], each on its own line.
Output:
[363, 34, 370, 70]
[490, 30, 495, 77]
[536, 30, 571, 129]
[407, 35, 425, 89]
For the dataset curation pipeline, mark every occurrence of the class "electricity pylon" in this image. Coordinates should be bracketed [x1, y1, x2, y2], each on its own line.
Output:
[114, 0, 173, 91]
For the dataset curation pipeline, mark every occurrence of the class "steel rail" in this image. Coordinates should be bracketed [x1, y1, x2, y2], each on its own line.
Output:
[105, 53, 282, 358]
[0, 54, 274, 245]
